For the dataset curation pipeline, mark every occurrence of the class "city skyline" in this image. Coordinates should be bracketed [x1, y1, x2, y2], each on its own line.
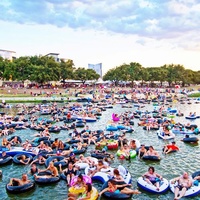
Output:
[0, 0, 199, 75]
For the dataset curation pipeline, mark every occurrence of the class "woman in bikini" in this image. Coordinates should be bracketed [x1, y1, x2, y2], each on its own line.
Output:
[68, 183, 92, 200]
[99, 179, 140, 196]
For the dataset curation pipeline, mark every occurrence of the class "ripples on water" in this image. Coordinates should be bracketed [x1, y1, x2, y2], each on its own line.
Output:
[0, 101, 200, 200]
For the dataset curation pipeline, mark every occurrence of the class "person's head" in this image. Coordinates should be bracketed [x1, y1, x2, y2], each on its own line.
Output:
[77, 174, 83, 182]
[141, 144, 145, 149]
[149, 146, 154, 151]
[85, 183, 92, 192]
[55, 138, 58, 142]
[49, 161, 54, 167]
[70, 152, 75, 158]
[108, 179, 116, 187]
[183, 171, 189, 179]
[148, 166, 155, 173]
[31, 163, 37, 169]
[21, 155, 26, 160]
[22, 174, 28, 181]
[68, 162, 73, 168]
[172, 141, 176, 145]
[124, 143, 128, 149]
[98, 160, 103, 165]
[113, 169, 120, 176]
[79, 154, 84, 159]
[131, 140, 136, 144]
[2, 151, 6, 156]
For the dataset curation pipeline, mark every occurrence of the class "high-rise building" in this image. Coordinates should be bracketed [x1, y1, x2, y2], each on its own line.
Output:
[88, 63, 102, 77]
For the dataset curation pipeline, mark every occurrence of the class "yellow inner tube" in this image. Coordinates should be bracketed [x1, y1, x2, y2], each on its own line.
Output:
[69, 186, 85, 194]
[90, 187, 98, 200]
[69, 186, 98, 200]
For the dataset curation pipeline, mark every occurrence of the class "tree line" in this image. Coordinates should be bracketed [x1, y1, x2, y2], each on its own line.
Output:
[0, 56, 100, 84]
[103, 62, 200, 87]
[1, 56, 199, 87]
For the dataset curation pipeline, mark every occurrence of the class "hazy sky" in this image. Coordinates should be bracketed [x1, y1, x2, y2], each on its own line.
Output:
[0, 0, 200, 74]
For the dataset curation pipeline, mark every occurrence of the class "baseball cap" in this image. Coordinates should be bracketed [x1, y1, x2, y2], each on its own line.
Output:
[70, 152, 75, 157]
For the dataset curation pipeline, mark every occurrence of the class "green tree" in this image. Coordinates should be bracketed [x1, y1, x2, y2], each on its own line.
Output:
[74, 68, 100, 84]
[60, 59, 75, 82]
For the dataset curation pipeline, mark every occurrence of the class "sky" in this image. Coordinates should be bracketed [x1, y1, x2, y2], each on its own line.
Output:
[0, 0, 200, 74]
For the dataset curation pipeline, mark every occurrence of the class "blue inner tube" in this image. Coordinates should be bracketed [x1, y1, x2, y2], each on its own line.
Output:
[142, 155, 160, 161]
[183, 137, 198, 143]
[34, 171, 60, 184]
[45, 156, 68, 168]
[192, 171, 200, 179]
[33, 155, 46, 165]
[101, 181, 132, 200]
[13, 154, 33, 165]
[66, 139, 80, 144]
[75, 123, 85, 127]
[73, 148, 86, 155]
[0, 156, 13, 165]
[8, 136, 22, 144]
[6, 181, 35, 194]
[38, 137, 50, 143]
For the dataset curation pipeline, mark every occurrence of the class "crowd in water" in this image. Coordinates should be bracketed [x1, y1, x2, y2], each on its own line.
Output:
[0, 86, 200, 199]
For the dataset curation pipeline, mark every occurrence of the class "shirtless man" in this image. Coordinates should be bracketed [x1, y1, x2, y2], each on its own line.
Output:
[35, 161, 59, 178]
[8, 174, 30, 186]
[145, 146, 160, 159]
[87, 160, 107, 177]
[171, 171, 192, 200]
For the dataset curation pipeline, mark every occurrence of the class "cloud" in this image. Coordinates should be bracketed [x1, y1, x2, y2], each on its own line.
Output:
[0, 0, 200, 50]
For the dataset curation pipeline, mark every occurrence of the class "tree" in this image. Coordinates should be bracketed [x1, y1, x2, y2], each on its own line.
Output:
[74, 68, 100, 84]
[60, 59, 75, 82]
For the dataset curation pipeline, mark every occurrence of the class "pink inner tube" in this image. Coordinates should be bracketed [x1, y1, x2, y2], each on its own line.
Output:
[70, 175, 92, 186]
[112, 113, 120, 122]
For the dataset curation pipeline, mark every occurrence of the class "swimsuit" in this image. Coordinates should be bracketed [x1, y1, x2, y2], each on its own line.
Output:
[64, 168, 76, 176]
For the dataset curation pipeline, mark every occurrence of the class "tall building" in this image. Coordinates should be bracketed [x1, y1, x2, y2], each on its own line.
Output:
[0, 49, 16, 61]
[45, 53, 60, 62]
[88, 63, 102, 77]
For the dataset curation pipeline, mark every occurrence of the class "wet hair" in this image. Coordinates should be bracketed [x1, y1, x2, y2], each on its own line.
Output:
[78, 174, 83, 181]
[108, 179, 116, 185]
[113, 169, 120, 175]
[148, 166, 155, 173]
[149, 146, 154, 150]
[86, 183, 92, 192]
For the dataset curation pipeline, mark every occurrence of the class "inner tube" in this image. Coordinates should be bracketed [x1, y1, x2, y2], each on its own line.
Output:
[183, 137, 199, 143]
[73, 148, 86, 155]
[70, 175, 92, 186]
[116, 150, 136, 159]
[91, 153, 110, 159]
[101, 181, 132, 200]
[45, 156, 68, 168]
[192, 171, 200, 179]
[13, 154, 33, 165]
[0, 156, 13, 166]
[142, 155, 160, 161]
[34, 171, 60, 184]
[75, 123, 85, 127]
[8, 136, 22, 144]
[137, 177, 169, 194]
[6, 181, 35, 194]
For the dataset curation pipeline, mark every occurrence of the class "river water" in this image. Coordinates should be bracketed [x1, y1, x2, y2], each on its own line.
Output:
[0, 100, 200, 200]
